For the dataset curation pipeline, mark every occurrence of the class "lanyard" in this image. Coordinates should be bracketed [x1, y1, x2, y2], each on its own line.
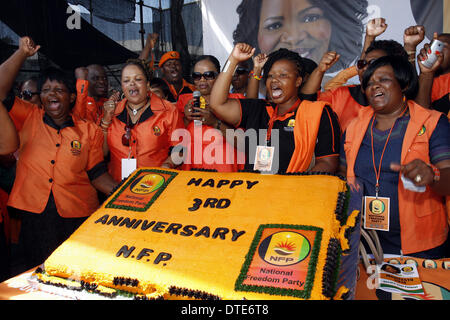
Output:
[370, 106, 407, 198]
[266, 99, 301, 143]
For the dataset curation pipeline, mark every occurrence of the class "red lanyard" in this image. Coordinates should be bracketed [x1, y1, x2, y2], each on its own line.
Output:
[266, 99, 301, 142]
[370, 106, 407, 197]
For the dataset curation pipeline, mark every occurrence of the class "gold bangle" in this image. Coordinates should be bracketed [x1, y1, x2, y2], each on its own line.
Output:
[406, 50, 416, 56]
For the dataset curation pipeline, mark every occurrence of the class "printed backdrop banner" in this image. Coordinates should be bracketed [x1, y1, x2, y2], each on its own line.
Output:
[202, 0, 444, 80]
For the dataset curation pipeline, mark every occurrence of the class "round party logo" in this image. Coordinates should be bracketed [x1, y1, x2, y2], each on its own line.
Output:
[130, 174, 165, 195]
[258, 231, 311, 266]
[369, 199, 385, 215]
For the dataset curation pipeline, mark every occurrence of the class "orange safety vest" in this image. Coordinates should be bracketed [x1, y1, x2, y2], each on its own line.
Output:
[286, 100, 329, 173]
[344, 100, 448, 255]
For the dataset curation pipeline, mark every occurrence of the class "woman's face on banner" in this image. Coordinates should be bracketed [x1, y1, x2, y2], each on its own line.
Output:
[257, 0, 332, 64]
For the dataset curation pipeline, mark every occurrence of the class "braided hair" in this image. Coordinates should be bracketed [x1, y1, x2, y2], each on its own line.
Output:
[262, 48, 306, 82]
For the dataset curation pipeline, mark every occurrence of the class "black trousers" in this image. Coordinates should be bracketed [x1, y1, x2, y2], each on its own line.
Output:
[9, 192, 86, 275]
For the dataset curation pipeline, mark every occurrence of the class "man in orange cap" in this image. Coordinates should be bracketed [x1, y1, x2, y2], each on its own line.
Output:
[159, 51, 195, 102]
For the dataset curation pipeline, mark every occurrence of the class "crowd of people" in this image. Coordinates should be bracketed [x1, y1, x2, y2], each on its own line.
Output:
[0, 17, 449, 285]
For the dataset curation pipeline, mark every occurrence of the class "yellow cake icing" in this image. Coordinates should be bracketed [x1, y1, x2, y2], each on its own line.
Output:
[41, 168, 358, 300]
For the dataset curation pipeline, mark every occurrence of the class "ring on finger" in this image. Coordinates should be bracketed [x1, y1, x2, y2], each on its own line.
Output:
[414, 175, 422, 183]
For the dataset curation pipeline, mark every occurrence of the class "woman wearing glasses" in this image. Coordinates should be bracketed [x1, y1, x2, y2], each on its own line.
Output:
[100, 59, 184, 182]
[18, 77, 41, 107]
[301, 21, 428, 132]
[176, 55, 245, 172]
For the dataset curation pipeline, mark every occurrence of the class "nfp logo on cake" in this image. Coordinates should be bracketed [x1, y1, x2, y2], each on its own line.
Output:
[105, 169, 178, 212]
[235, 225, 322, 299]
[130, 174, 165, 195]
[258, 231, 311, 266]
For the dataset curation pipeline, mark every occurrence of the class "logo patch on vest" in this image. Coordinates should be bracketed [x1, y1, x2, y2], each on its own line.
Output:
[417, 125, 426, 136]
[70, 140, 82, 156]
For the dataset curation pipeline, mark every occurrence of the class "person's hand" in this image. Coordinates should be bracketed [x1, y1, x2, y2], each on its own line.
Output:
[231, 43, 255, 64]
[147, 33, 159, 48]
[317, 51, 340, 73]
[253, 53, 268, 72]
[404, 25, 425, 51]
[417, 32, 443, 74]
[75, 67, 89, 80]
[18, 37, 40, 58]
[102, 91, 120, 122]
[390, 160, 435, 187]
[184, 100, 216, 127]
[108, 90, 121, 103]
[366, 18, 388, 38]
[184, 99, 200, 122]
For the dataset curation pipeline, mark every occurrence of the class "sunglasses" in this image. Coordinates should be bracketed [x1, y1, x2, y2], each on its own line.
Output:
[122, 125, 131, 147]
[192, 71, 218, 81]
[234, 67, 249, 76]
[356, 59, 376, 70]
[19, 90, 39, 101]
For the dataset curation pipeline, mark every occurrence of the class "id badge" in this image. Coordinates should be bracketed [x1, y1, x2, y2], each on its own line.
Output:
[363, 196, 390, 231]
[253, 146, 275, 172]
[121, 158, 137, 180]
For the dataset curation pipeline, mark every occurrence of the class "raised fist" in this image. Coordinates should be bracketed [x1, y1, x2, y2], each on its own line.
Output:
[19, 37, 40, 58]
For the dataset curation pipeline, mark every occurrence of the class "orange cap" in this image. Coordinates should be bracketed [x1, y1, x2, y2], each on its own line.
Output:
[158, 51, 180, 68]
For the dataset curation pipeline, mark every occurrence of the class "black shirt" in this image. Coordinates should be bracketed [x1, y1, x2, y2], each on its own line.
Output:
[237, 99, 340, 173]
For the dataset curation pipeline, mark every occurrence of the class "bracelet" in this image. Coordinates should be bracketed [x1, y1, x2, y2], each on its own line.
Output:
[428, 163, 440, 182]
[249, 70, 262, 81]
[216, 119, 221, 130]
[406, 50, 416, 56]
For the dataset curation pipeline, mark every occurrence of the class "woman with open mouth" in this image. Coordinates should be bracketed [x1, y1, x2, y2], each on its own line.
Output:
[176, 55, 245, 172]
[99, 59, 184, 182]
[0, 37, 118, 274]
[340, 55, 450, 258]
[209, 43, 340, 174]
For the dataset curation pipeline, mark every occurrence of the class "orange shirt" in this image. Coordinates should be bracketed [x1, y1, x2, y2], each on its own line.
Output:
[164, 78, 196, 103]
[73, 79, 108, 125]
[431, 73, 450, 102]
[176, 93, 245, 172]
[318, 85, 369, 133]
[107, 94, 184, 182]
[7, 98, 106, 218]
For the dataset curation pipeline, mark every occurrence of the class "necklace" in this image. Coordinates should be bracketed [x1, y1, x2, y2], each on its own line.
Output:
[128, 103, 147, 116]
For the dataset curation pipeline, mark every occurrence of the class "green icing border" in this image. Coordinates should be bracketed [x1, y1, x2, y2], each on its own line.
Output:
[235, 224, 323, 299]
[105, 169, 178, 212]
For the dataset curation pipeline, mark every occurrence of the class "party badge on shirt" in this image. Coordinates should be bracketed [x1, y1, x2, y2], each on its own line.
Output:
[153, 126, 161, 136]
[70, 140, 82, 156]
[283, 119, 296, 132]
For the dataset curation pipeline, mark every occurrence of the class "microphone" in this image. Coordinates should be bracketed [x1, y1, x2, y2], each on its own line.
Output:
[193, 91, 201, 112]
